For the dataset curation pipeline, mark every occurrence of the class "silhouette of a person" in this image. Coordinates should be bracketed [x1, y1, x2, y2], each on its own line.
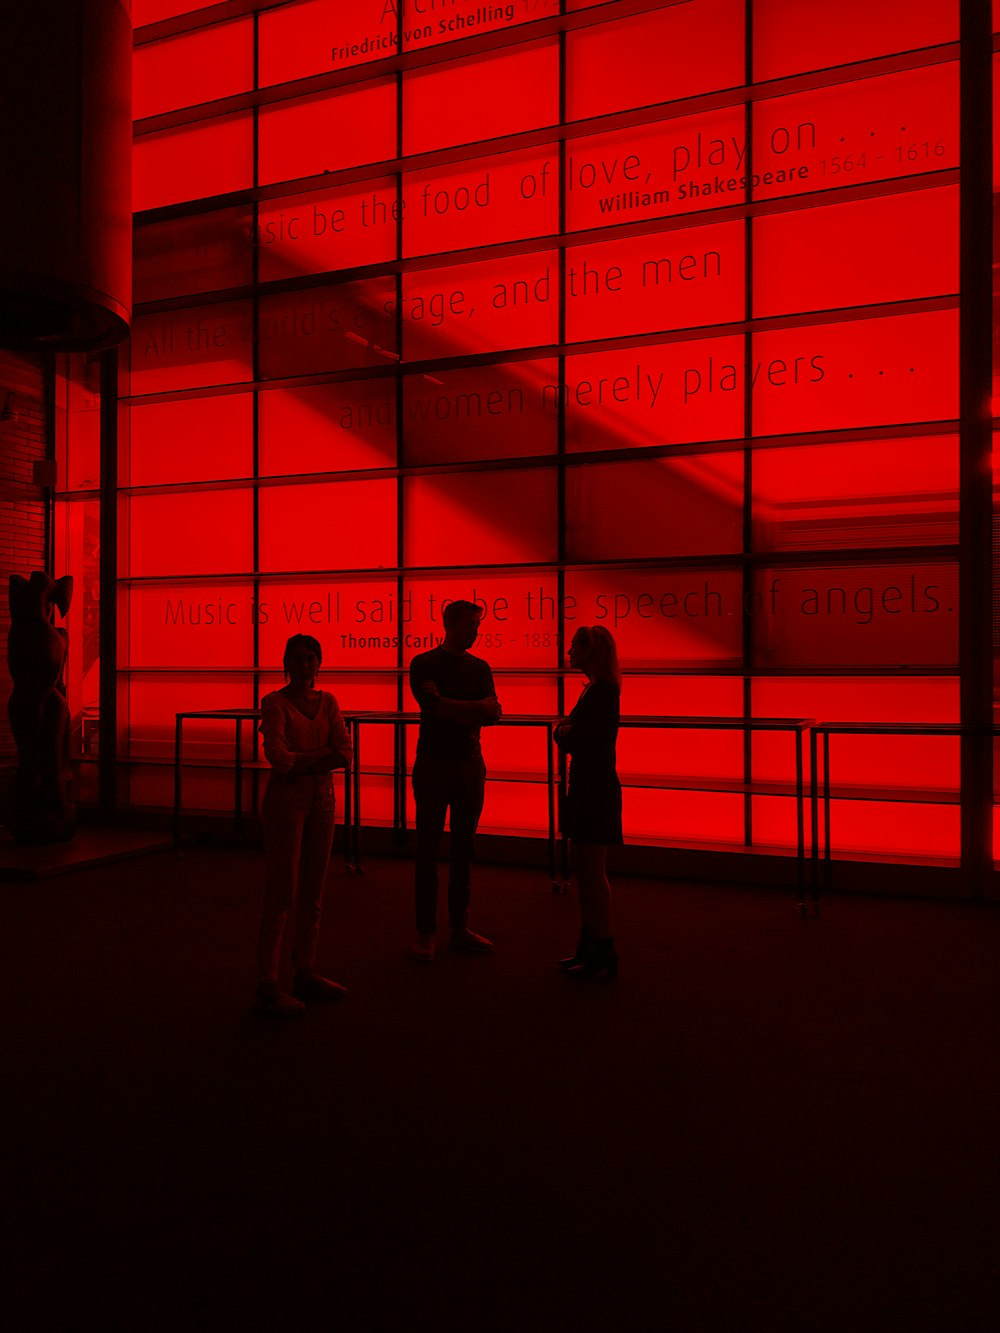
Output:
[409, 599, 502, 961]
[554, 625, 622, 979]
[255, 634, 353, 1015]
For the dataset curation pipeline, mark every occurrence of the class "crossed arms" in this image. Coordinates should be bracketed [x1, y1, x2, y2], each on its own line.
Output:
[413, 679, 502, 724]
[261, 695, 353, 775]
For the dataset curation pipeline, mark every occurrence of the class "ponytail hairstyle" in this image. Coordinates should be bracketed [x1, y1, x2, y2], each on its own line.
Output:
[578, 625, 622, 691]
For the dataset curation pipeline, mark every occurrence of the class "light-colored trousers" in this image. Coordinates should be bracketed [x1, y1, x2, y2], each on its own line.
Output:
[258, 772, 337, 983]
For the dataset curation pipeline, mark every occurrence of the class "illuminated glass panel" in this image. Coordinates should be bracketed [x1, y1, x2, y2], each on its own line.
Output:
[753, 0, 957, 82]
[564, 569, 743, 667]
[612, 674, 746, 788]
[126, 394, 254, 486]
[566, 455, 744, 560]
[744, 796, 801, 853]
[623, 674, 744, 717]
[402, 42, 559, 154]
[258, 181, 398, 282]
[480, 780, 551, 836]
[258, 81, 396, 188]
[618, 723, 743, 783]
[403, 470, 558, 567]
[257, 479, 398, 573]
[257, 578, 400, 670]
[565, 106, 746, 232]
[753, 187, 958, 317]
[126, 583, 255, 669]
[128, 675, 254, 759]
[478, 678, 560, 775]
[752, 63, 959, 201]
[566, 0, 745, 120]
[260, 0, 556, 79]
[398, 254, 559, 361]
[403, 360, 559, 464]
[133, 114, 253, 211]
[751, 562, 959, 667]
[130, 301, 253, 394]
[751, 436, 958, 551]
[404, 572, 561, 670]
[56, 358, 101, 492]
[403, 147, 560, 258]
[258, 382, 397, 476]
[298, 672, 399, 779]
[751, 675, 959, 725]
[565, 336, 746, 453]
[624, 788, 744, 846]
[257, 279, 397, 378]
[134, 208, 254, 303]
[566, 222, 745, 342]
[128, 765, 260, 814]
[125, 490, 254, 577]
[133, 18, 253, 119]
[751, 310, 958, 437]
[751, 674, 959, 787]
[403, 0, 552, 52]
[824, 799, 960, 859]
[824, 733, 959, 794]
[259, 0, 398, 84]
[752, 671, 965, 837]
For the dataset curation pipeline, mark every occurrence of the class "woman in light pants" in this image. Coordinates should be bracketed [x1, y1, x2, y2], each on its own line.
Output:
[256, 634, 353, 1016]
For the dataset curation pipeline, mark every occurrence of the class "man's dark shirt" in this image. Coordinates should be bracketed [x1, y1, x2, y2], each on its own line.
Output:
[410, 646, 497, 762]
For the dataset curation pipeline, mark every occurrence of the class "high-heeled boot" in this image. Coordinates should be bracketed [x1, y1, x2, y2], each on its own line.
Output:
[557, 927, 594, 971]
[566, 936, 618, 980]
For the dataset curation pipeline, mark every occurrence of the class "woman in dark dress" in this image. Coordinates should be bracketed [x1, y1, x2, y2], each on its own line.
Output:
[554, 626, 622, 979]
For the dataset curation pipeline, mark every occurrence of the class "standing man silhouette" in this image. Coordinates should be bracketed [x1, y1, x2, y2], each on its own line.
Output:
[409, 599, 502, 962]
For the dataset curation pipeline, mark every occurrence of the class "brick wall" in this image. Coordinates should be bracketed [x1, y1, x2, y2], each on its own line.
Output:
[0, 350, 49, 775]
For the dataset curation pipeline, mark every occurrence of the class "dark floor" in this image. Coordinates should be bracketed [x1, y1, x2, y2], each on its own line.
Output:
[4, 845, 999, 1331]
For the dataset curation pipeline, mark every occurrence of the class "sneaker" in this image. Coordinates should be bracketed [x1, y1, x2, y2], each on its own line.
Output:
[254, 983, 306, 1017]
[449, 927, 494, 953]
[292, 970, 348, 1002]
[413, 932, 436, 962]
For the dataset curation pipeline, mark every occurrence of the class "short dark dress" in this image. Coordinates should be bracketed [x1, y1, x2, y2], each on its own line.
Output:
[560, 678, 623, 845]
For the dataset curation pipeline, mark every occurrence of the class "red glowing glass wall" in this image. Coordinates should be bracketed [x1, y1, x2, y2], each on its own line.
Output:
[79, 0, 970, 855]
